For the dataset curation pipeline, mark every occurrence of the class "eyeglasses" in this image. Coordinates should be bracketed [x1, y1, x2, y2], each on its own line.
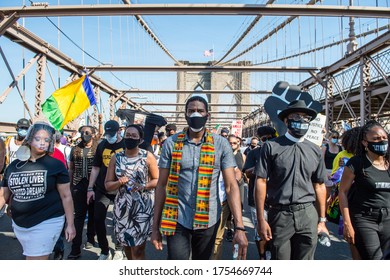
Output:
[229, 142, 238, 145]
[288, 113, 312, 122]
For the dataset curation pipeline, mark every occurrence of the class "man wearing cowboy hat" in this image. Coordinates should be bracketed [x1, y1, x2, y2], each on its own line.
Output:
[255, 100, 329, 260]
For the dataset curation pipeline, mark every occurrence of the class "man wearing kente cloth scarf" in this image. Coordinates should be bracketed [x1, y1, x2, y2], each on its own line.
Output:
[151, 96, 248, 260]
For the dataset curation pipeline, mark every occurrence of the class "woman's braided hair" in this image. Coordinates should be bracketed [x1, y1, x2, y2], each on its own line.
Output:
[340, 126, 361, 154]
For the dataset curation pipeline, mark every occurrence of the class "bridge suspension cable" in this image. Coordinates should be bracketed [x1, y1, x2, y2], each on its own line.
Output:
[221, 0, 322, 65]
[122, 0, 182, 66]
[214, 0, 276, 66]
[45, 16, 136, 90]
[255, 24, 390, 66]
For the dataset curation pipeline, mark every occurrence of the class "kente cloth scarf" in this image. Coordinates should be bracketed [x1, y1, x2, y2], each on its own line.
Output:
[160, 129, 215, 236]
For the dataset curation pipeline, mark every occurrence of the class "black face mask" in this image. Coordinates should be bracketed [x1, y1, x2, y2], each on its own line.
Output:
[287, 119, 310, 138]
[81, 134, 92, 143]
[367, 140, 388, 156]
[185, 112, 208, 132]
[250, 145, 257, 149]
[125, 138, 140, 150]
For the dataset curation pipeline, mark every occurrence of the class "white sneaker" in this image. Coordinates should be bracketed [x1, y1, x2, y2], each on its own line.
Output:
[97, 252, 112, 260]
[113, 250, 124, 260]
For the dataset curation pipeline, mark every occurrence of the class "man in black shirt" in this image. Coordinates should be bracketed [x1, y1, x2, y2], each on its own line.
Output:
[255, 100, 328, 260]
[242, 126, 276, 259]
[86, 120, 125, 260]
[243, 136, 259, 156]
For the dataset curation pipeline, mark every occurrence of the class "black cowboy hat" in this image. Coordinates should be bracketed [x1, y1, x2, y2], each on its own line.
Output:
[277, 100, 318, 121]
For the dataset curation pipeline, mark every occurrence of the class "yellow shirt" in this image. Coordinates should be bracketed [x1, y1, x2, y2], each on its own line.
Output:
[331, 150, 354, 175]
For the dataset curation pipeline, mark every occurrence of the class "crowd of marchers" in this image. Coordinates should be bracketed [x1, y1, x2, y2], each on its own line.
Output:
[0, 96, 389, 260]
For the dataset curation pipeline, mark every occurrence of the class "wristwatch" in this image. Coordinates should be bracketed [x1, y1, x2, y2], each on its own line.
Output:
[319, 217, 327, 223]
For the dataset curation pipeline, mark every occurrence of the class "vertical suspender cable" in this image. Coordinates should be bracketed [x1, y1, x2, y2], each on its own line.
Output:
[314, 16, 317, 68]
[298, 17, 302, 81]
[110, 0, 113, 65]
[310, 16, 313, 67]
[119, 16, 123, 66]
[57, 0, 61, 89]
[81, 0, 85, 66]
[376, 0, 379, 34]
[388, 0, 390, 30]
[126, 15, 130, 86]
[321, 5, 325, 67]
[284, 26, 287, 81]
[81, 0, 85, 122]
[97, 0, 101, 63]
[22, 0, 26, 118]
[339, 0, 344, 57]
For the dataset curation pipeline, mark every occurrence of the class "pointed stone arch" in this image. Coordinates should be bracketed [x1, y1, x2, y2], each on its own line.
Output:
[176, 61, 251, 124]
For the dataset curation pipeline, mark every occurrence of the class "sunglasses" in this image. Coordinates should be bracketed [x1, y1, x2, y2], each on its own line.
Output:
[229, 142, 238, 145]
[289, 113, 312, 122]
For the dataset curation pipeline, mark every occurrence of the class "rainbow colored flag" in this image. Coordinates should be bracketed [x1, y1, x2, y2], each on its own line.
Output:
[42, 75, 96, 130]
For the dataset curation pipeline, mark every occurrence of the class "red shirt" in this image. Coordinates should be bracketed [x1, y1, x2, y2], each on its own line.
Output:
[51, 147, 67, 168]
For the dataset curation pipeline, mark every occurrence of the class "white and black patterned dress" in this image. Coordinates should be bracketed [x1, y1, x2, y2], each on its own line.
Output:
[113, 149, 154, 247]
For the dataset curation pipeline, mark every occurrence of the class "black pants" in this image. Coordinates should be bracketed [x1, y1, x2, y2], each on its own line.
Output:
[351, 207, 390, 260]
[166, 222, 219, 260]
[71, 179, 95, 254]
[268, 202, 318, 260]
[94, 189, 121, 255]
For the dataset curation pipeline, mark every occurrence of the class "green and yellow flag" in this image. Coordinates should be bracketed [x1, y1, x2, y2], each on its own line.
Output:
[42, 75, 96, 130]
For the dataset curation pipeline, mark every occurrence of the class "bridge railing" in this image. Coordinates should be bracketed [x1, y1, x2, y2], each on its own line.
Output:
[309, 47, 390, 101]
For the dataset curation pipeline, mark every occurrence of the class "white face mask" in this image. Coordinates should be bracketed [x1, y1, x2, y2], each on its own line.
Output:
[120, 130, 124, 138]
[106, 134, 117, 144]
[190, 126, 204, 133]
[186, 112, 207, 132]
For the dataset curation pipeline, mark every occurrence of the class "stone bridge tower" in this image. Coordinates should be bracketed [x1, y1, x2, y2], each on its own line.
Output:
[176, 61, 251, 125]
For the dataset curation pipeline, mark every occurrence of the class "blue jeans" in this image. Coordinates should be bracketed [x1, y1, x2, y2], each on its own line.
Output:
[166, 222, 219, 260]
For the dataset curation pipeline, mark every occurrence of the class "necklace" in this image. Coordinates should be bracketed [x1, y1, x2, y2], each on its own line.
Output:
[14, 154, 45, 170]
[365, 153, 386, 168]
[15, 160, 29, 170]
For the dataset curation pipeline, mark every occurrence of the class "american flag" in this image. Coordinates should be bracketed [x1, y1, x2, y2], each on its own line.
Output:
[203, 49, 214, 57]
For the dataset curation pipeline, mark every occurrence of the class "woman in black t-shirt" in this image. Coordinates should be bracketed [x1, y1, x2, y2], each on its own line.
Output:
[322, 130, 342, 173]
[339, 120, 390, 260]
[0, 122, 75, 260]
